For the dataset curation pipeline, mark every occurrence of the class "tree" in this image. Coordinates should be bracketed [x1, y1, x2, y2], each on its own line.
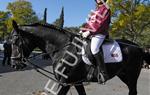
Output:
[39, 8, 47, 24]
[110, 0, 150, 46]
[6, 0, 39, 29]
[43, 8, 47, 23]
[64, 27, 80, 33]
[0, 11, 11, 40]
[53, 7, 64, 28]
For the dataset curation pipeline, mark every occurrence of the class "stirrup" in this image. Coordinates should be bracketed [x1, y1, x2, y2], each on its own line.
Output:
[97, 72, 106, 85]
[87, 67, 94, 81]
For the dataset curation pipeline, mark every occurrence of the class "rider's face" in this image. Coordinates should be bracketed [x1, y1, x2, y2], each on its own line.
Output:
[96, 0, 104, 5]
[96, 0, 102, 3]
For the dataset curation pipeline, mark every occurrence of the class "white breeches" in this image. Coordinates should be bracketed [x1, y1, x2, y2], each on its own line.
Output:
[91, 34, 106, 55]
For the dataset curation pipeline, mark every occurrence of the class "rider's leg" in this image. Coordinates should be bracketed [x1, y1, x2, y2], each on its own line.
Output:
[91, 34, 108, 83]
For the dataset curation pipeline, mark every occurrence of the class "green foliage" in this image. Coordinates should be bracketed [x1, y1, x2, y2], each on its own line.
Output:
[64, 27, 80, 33]
[6, 0, 39, 32]
[39, 8, 47, 23]
[0, 0, 40, 40]
[43, 8, 47, 23]
[53, 7, 64, 28]
[0, 11, 11, 39]
[110, 0, 150, 47]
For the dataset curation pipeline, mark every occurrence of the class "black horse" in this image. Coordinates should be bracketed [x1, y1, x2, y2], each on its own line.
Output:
[11, 21, 87, 95]
[11, 20, 150, 95]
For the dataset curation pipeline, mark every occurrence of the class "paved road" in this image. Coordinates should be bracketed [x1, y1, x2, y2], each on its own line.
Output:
[0, 55, 150, 95]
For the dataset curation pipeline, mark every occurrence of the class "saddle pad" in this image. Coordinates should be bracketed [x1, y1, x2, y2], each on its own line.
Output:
[102, 41, 122, 63]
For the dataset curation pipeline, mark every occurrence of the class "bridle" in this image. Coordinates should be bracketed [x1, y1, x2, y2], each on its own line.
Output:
[11, 34, 29, 61]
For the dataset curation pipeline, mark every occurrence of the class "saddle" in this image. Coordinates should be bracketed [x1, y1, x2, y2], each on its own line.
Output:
[81, 38, 123, 65]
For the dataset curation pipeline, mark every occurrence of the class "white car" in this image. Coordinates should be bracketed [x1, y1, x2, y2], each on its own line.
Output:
[0, 43, 4, 51]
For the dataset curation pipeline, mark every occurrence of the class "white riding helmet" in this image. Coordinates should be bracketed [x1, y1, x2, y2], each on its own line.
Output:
[95, 0, 107, 4]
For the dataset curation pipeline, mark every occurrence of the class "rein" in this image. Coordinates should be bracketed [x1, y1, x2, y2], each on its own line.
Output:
[24, 57, 87, 86]
[14, 36, 86, 86]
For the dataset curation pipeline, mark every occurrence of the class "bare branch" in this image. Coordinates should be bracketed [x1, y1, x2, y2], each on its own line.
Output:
[139, 21, 150, 34]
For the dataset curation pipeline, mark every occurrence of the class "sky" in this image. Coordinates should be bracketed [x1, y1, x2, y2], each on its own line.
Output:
[0, 0, 95, 27]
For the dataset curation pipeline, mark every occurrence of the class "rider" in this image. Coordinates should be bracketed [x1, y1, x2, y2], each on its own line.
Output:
[80, 0, 111, 83]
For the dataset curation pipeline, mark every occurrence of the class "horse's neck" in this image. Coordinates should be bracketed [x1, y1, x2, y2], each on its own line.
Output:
[33, 35, 48, 53]
[34, 31, 70, 58]
[22, 25, 72, 56]
[21, 31, 45, 57]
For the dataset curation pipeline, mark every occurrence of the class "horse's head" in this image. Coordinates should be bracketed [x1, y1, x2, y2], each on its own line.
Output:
[11, 20, 76, 70]
[11, 20, 39, 69]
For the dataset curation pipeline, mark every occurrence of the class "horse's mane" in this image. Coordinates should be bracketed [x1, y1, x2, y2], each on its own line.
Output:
[20, 22, 78, 37]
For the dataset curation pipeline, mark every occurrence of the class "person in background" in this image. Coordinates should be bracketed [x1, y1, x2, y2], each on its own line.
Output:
[2, 37, 12, 66]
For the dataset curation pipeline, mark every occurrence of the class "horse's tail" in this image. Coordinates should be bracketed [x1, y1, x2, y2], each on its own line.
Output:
[143, 51, 150, 65]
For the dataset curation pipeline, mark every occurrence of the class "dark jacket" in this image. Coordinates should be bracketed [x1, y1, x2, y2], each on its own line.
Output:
[3, 42, 12, 56]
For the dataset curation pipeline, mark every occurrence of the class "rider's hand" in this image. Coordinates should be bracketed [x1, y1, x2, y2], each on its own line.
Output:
[82, 31, 90, 38]
[79, 30, 83, 34]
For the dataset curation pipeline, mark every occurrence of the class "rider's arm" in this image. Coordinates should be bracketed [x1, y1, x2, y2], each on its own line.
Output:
[80, 5, 111, 35]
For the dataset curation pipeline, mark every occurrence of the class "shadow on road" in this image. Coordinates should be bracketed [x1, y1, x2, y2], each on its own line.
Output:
[0, 58, 53, 74]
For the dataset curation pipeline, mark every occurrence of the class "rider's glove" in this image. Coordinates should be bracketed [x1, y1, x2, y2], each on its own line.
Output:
[82, 31, 90, 38]
[79, 30, 83, 34]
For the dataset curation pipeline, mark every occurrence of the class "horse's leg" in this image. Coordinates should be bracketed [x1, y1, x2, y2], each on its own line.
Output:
[57, 85, 86, 95]
[117, 46, 143, 95]
[57, 86, 71, 95]
[74, 83, 86, 95]
[118, 73, 137, 95]
[118, 68, 141, 95]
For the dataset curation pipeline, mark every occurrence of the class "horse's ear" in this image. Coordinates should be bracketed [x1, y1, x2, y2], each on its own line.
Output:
[12, 20, 19, 34]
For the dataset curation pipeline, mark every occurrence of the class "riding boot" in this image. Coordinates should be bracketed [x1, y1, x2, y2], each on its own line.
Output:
[94, 52, 109, 84]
